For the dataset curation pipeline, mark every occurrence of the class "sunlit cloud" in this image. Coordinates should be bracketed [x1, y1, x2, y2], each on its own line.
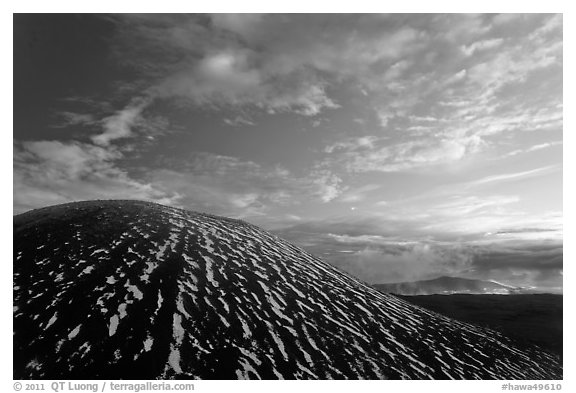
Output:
[337, 184, 382, 203]
[505, 141, 562, 157]
[144, 152, 347, 219]
[461, 38, 504, 56]
[324, 135, 485, 173]
[13, 140, 178, 214]
[275, 210, 562, 286]
[465, 165, 560, 187]
[92, 99, 151, 146]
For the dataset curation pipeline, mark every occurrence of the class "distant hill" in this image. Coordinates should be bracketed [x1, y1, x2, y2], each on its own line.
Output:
[374, 276, 522, 295]
[398, 294, 563, 357]
[13, 200, 561, 379]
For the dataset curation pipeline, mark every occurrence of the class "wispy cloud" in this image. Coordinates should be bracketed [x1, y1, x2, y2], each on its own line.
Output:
[275, 213, 561, 286]
[377, 164, 561, 234]
[51, 111, 97, 128]
[337, 184, 381, 203]
[505, 141, 562, 157]
[461, 38, 504, 56]
[426, 195, 520, 217]
[51, 14, 562, 173]
[147, 152, 346, 219]
[223, 115, 255, 127]
[465, 165, 560, 187]
[323, 136, 380, 154]
[324, 135, 484, 173]
[96, 14, 459, 127]
[13, 140, 178, 214]
[492, 14, 524, 26]
[308, 168, 345, 203]
[106, 14, 419, 119]
[92, 98, 151, 146]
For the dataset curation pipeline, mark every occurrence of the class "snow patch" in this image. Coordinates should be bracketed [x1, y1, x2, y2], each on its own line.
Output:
[144, 336, 153, 352]
[125, 280, 144, 300]
[168, 347, 183, 373]
[108, 315, 119, 336]
[67, 324, 81, 339]
[81, 266, 94, 275]
[45, 312, 58, 329]
[203, 256, 219, 288]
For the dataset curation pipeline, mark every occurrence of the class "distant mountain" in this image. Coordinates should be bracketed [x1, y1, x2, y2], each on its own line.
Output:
[374, 276, 523, 295]
[14, 201, 561, 379]
[397, 294, 563, 357]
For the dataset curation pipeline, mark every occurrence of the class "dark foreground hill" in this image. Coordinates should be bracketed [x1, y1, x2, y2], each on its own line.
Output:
[13, 200, 562, 379]
[375, 276, 521, 295]
[397, 294, 563, 357]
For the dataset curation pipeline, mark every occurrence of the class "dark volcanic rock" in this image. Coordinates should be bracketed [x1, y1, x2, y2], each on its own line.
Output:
[397, 294, 563, 357]
[13, 200, 562, 380]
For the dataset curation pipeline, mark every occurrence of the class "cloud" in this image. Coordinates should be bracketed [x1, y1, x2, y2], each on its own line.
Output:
[469, 240, 562, 289]
[326, 135, 485, 173]
[223, 115, 255, 127]
[356, 14, 561, 174]
[365, 194, 531, 239]
[146, 152, 345, 219]
[461, 38, 504, 56]
[473, 243, 562, 271]
[529, 14, 562, 41]
[92, 98, 151, 146]
[13, 140, 178, 214]
[52, 14, 560, 175]
[274, 212, 562, 286]
[412, 193, 553, 241]
[320, 25, 551, 175]
[277, 190, 561, 246]
[465, 165, 560, 187]
[210, 14, 264, 37]
[439, 14, 492, 42]
[505, 141, 562, 157]
[47, 15, 559, 162]
[51, 111, 97, 128]
[323, 136, 380, 154]
[209, 14, 420, 80]
[465, 35, 561, 103]
[491, 14, 523, 25]
[155, 46, 341, 115]
[442, 69, 468, 86]
[426, 195, 520, 217]
[101, 14, 428, 119]
[391, 164, 561, 215]
[328, 242, 474, 284]
[309, 169, 345, 203]
[337, 184, 381, 203]
[149, 45, 339, 116]
[15, 140, 121, 180]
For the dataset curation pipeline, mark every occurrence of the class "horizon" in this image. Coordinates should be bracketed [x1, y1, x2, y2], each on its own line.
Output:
[13, 14, 562, 291]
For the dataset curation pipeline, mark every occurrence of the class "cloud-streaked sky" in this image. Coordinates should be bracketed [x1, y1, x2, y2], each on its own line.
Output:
[13, 14, 562, 290]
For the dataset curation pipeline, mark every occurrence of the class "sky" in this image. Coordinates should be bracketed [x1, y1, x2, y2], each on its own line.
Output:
[13, 13, 563, 291]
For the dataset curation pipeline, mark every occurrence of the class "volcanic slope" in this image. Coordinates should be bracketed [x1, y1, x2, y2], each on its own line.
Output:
[13, 200, 561, 380]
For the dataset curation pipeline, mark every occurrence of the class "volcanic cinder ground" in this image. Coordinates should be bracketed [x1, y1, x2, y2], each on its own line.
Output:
[13, 200, 562, 380]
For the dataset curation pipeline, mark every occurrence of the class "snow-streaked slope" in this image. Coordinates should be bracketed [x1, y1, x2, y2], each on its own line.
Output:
[13, 200, 562, 380]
